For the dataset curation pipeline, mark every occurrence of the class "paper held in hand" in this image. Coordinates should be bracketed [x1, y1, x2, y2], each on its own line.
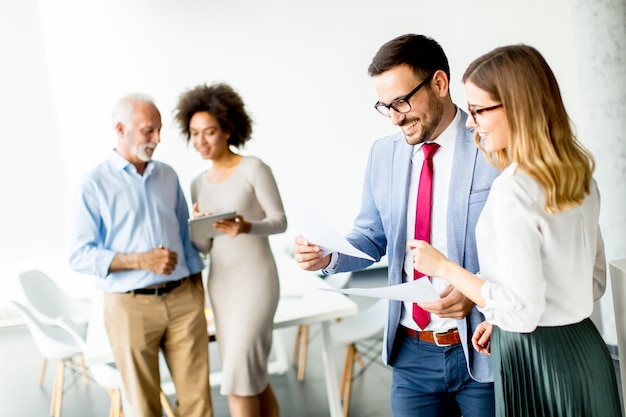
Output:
[286, 201, 375, 261]
[188, 211, 237, 244]
[320, 278, 440, 303]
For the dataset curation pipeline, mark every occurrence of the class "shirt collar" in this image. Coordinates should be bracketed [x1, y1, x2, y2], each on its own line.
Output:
[109, 149, 155, 176]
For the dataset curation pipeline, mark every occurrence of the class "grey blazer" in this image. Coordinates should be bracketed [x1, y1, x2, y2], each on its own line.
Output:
[334, 111, 499, 383]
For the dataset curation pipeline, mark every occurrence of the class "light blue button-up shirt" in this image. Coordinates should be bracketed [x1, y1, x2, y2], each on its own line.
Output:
[69, 150, 204, 293]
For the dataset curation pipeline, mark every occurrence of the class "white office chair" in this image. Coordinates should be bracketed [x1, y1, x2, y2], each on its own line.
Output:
[18, 269, 91, 386]
[330, 298, 387, 417]
[56, 315, 176, 417]
[291, 272, 353, 381]
[609, 257, 626, 414]
[11, 300, 85, 417]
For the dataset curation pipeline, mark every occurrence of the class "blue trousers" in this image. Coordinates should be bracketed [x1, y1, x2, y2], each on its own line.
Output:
[390, 331, 495, 417]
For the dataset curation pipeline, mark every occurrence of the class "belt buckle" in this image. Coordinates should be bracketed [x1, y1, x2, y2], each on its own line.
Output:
[154, 285, 168, 297]
[433, 330, 451, 347]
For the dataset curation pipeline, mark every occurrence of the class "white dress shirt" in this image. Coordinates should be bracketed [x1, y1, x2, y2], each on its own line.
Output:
[476, 163, 606, 332]
[399, 110, 460, 332]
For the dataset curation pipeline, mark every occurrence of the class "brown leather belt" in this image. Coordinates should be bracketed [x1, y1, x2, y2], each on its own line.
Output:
[127, 277, 189, 296]
[400, 325, 461, 346]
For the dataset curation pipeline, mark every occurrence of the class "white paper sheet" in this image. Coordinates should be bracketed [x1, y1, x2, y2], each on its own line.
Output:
[320, 278, 440, 303]
[287, 201, 375, 261]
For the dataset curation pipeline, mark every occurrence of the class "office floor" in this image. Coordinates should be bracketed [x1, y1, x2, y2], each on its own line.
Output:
[1, 269, 622, 417]
[0, 269, 393, 417]
[0, 324, 393, 417]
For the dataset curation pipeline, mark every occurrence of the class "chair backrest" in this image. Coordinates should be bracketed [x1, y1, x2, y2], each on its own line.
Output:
[10, 300, 81, 361]
[18, 270, 90, 325]
[56, 316, 88, 351]
[330, 298, 388, 344]
[609, 258, 626, 415]
[610, 259, 626, 279]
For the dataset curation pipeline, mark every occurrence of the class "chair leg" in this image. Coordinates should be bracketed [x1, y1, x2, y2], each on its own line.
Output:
[297, 325, 309, 381]
[106, 388, 122, 417]
[39, 358, 47, 386]
[353, 348, 365, 369]
[160, 390, 176, 417]
[291, 325, 302, 365]
[341, 344, 356, 417]
[114, 389, 123, 417]
[50, 361, 58, 416]
[339, 344, 350, 397]
[77, 354, 89, 385]
[51, 360, 65, 417]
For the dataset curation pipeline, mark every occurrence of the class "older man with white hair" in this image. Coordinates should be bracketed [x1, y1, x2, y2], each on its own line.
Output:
[69, 94, 213, 417]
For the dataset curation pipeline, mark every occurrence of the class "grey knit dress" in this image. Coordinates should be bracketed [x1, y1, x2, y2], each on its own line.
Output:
[191, 156, 287, 396]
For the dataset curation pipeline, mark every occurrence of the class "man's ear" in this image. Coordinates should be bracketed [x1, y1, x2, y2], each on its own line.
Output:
[115, 122, 125, 137]
[432, 69, 450, 98]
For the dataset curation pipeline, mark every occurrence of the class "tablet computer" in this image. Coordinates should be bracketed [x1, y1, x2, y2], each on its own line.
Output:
[188, 211, 237, 243]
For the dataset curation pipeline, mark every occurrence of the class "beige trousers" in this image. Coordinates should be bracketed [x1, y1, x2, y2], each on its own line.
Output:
[104, 276, 213, 417]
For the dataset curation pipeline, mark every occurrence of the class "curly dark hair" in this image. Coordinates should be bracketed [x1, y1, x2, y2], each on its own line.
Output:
[173, 83, 253, 148]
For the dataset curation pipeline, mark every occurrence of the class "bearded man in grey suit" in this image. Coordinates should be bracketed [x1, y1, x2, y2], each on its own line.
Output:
[294, 34, 499, 417]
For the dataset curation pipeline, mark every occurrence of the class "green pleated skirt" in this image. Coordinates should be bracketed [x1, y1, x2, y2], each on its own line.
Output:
[492, 318, 622, 417]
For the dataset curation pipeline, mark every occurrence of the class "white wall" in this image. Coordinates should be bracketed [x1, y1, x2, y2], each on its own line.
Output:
[570, 0, 626, 344]
[2, 0, 623, 340]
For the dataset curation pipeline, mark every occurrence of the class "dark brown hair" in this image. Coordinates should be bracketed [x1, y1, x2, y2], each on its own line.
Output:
[368, 34, 450, 81]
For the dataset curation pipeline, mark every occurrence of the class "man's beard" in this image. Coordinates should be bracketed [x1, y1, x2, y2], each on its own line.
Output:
[134, 143, 156, 162]
[404, 89, 444, 145]
[126, 135, 156, 162]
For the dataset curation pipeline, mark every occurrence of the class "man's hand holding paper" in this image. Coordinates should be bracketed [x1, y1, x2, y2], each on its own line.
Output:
[294, 235, 333, 271]
[290, 202, 375, 268]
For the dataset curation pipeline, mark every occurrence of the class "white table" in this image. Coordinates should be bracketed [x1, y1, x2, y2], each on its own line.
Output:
[84, 256, 358, 417]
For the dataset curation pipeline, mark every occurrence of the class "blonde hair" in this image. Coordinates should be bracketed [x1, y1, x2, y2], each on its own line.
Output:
[462, 44, 594, 213]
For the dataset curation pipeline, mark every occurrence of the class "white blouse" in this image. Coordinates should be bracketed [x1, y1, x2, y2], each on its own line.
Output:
[476, 164, 606, 333]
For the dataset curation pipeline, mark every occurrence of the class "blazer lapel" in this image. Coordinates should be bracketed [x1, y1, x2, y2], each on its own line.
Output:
[447, 116, 478, 266]
[390, 135, 413, 276]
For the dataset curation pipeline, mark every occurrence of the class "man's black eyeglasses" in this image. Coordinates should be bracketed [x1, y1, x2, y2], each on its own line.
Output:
[374, 72, 435, 117]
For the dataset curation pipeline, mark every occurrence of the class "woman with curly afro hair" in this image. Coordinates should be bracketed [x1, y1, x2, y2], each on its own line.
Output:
[175, 83, 287, 417]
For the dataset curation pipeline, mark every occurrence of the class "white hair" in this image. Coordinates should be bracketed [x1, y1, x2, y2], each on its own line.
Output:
[111, 93, 155, 128]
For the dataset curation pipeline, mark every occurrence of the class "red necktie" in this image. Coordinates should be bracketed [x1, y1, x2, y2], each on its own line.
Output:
[413, 143, 439, 329]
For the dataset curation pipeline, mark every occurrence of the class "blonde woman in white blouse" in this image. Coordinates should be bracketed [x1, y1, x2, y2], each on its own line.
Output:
[409, 45, 621, 417]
